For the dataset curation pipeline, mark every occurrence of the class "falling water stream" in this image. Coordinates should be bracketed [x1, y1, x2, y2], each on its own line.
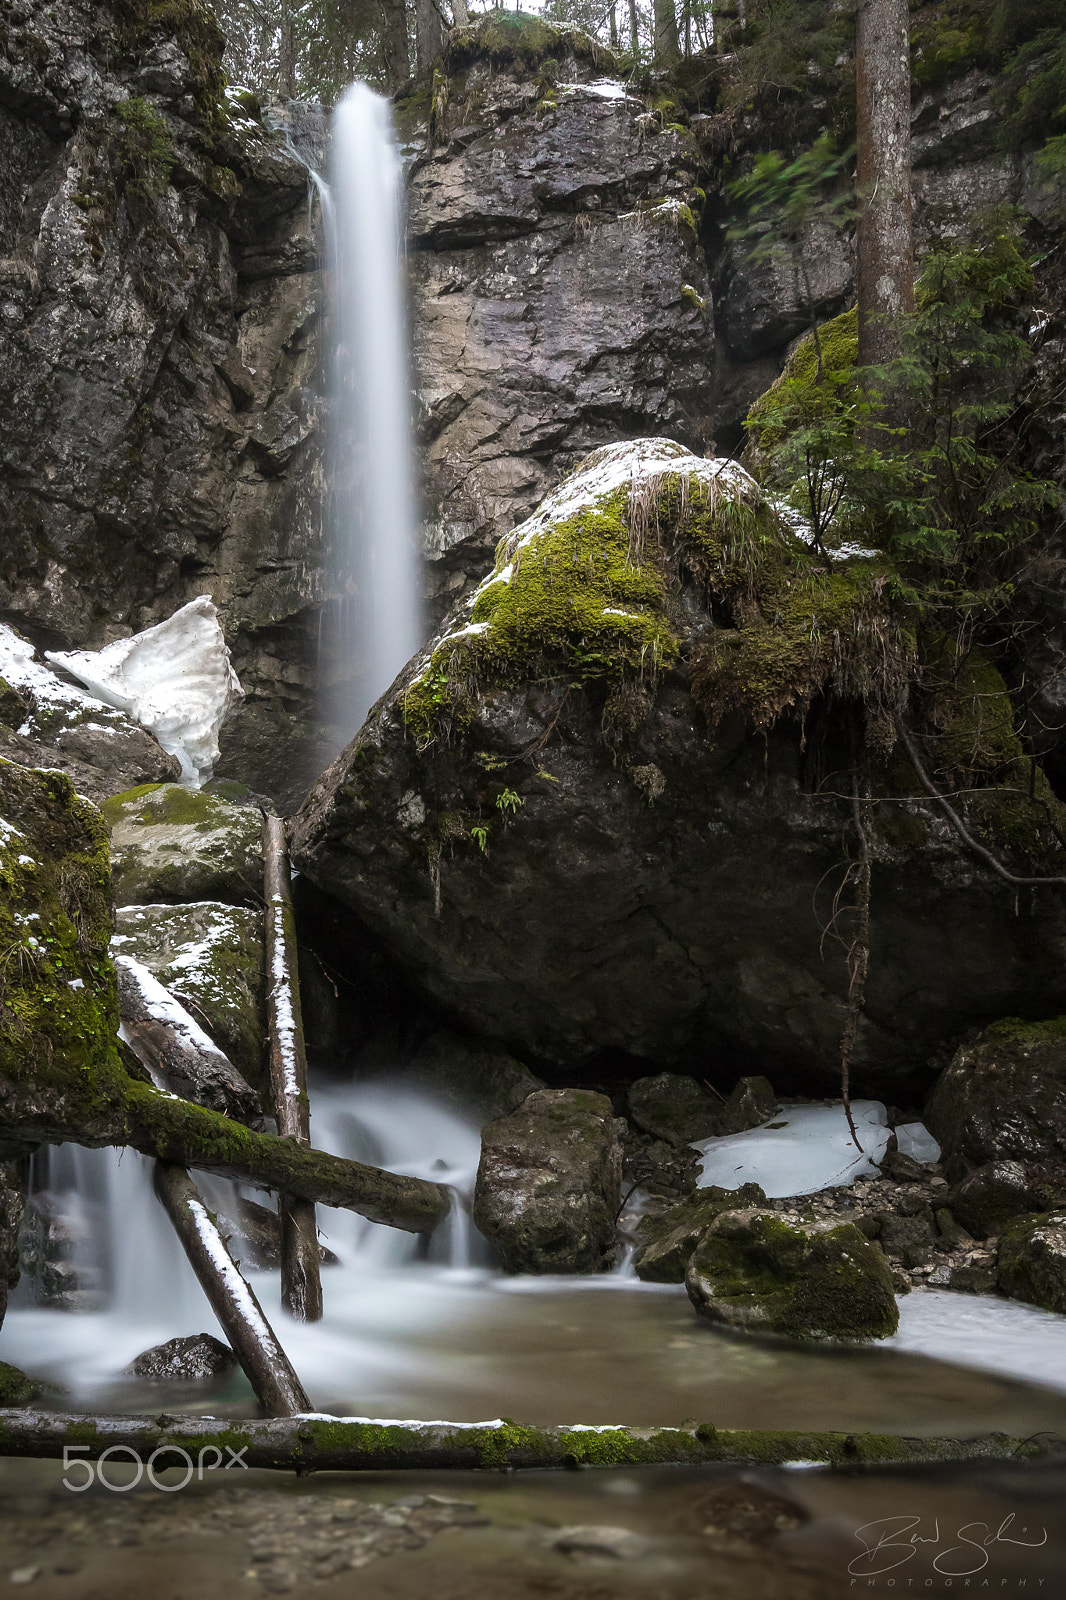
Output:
[318, 83, 421, 745]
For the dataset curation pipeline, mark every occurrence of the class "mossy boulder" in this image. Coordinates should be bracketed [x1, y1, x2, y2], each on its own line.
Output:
[997, 1211, 1066, 1314]
[103, 784, 262, 906]
[627, 1073, 720, 1147]
[633, 1184, 768, 1283]
[111, 901, 265, 1089]
[924, 1019, 1066, 1184]
[473, 1089, 625, 1273]
[0, 758, 120, 1102]
[0, 1360, 45, 1406]
[949, 1160, 1051, 1239]
[686, 1208, 899, 1341]
[291, 441, 1066, 1094]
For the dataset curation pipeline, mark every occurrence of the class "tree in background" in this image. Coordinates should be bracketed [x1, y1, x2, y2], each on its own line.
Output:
[855, 0, 913, 369]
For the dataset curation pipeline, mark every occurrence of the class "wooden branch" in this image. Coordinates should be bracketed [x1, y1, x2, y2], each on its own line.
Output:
[263, 812, 322, 1323]
[0, 1079, 449, 1234]
[0, 1411, 1059, 1473]
[116, 957, 262, 1127]
[153, 1163, 310, 1418]
[895, 718, 1066, 889]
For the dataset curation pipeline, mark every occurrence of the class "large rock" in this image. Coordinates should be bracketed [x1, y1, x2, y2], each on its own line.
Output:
[103, 783, 262, 905]
[924, 1020, 1066, 1183]
[949, 1161, 1051, 1240]
[997, 1212, 1066, 1315]
[626, 1073, 720, 1147]
[685, 1208, 899, 1341]
[472, 1088, 625, 1273]
[111, 901, 265, 1087]
[632, 1184, 767, 1283]
[0, 624, 180, 804]
[128, 1333, 237, 1383]
[291, 442, 1066, 1094]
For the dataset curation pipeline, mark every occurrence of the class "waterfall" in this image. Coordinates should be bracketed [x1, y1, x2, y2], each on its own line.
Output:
[320, 83, 421, 746]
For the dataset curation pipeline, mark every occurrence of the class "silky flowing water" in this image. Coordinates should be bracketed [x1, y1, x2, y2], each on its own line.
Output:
[5, 1081, 1066, 1443]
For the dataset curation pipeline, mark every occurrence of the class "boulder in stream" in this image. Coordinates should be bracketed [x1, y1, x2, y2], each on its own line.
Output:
[996, 1212, 1066, 1315]
[685, 1208, 899, 1341]
[128, 1333, 238, 1383]
[633, 1184, 768, 1283]
[473, 1089, 625, 1273]
[103, 783, 262, 906]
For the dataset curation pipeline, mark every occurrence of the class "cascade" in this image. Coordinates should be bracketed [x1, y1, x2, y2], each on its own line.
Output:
[319, 83, 421, 746]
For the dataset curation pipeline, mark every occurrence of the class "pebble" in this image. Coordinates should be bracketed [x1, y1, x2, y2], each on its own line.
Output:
[549, 1524, 651, 1561]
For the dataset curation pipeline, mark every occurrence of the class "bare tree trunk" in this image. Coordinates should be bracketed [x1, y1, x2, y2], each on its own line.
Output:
[609, 2, 618, 49]
[263, 815, 322, 1324]
[654, 0, 682, 65]
[452, 0, 469, 23]
[628, 0, 640, 56]
[278, 0, 297, 97]
[415, 0, 446, 71]
[153, 1163, 311, 1418]
[382, 0, 411, 90]
[855, 0, 914, 368]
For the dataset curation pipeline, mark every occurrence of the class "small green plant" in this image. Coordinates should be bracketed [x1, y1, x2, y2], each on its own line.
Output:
[470, 824, 489, 852]
[115, 97, 175, 202]
[495, 788, 523, 816]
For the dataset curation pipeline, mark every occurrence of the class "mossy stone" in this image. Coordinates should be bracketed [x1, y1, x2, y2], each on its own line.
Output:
[997, 1211, 1066, 1314]
[103, 783, 262, 906]
[627, 1072, 720, 1147]
[686, 1207, 899, 1341]
[634, 1184, 768, 1283]
[0, 1360, 45, 1406]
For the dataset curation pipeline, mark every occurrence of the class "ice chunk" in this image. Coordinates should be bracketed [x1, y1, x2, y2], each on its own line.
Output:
[894, 1121, 941, 1164]
[46, 597, 242, 787]
[693, 1101, 891, 1198]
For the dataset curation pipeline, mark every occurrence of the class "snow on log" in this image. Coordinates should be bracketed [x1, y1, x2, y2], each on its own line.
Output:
[263, 812, 322, 1322]
[116, 954, 262, 1126]
[0, 1411, 1058, 1473]
[153, 1162, 310, 1417]
[46, 596, 243, 786]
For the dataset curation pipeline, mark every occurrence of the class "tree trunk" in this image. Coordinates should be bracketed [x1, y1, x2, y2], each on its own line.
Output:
[653, 0, 682, 65]
[628, 0, 640, 55]
[153, 1163, 311, 1418]
[855, 0, 914, 368]
[609, 2, 618, 50]
[0, 1411, 1054, 1472]
[415, 0, 446, 71]
[381, 0, 411, 90]
[116, 957, 261, 1127]
[263, 814, 322, 1323]
[0, 1078, 449, 1233]
[452, 0, 469, 24]
[278, 1, 297, 97]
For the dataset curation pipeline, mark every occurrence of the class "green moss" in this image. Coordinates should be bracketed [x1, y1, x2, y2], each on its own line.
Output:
[441, 13, 616, 77]
[681, 283, 707, 312]
[746, 307, 859, 453]
[114, 97, 175, 201]
[113, 0, 227, 146]
[982, 1015, 1066, 1046]
[0, 1362, 45, 1406]
[107, 784, 222, 828]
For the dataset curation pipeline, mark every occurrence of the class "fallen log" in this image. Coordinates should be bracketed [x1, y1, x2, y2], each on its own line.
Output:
[0, 1411, 1060, 1473]
[263, 812, 322, 1323]
[116, 956, 262, 1127]
[0, 1077, 449, 1234]
[153, 1162, 310, 1417]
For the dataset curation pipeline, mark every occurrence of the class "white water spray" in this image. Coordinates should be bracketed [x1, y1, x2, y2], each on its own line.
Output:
[321, 83, 421, 744]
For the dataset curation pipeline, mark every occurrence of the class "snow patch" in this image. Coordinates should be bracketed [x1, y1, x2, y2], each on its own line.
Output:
[693, 1101, 893, 1197]
[557, 78, 639, 103]
[47, 596, 243, 786]
[113, 954, 233, 1070]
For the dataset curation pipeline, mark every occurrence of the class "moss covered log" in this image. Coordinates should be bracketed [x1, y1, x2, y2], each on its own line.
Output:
[0, 1411, 1059, 1473]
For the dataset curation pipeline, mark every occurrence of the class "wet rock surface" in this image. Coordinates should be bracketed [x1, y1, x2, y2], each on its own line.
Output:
[103, 784, 263, 906]
[128, 1333, 237, 1383]
[996, 1211, 1066, 1315]
[685, 1207, 899, 1341]
[473, 1088, 625, 1273]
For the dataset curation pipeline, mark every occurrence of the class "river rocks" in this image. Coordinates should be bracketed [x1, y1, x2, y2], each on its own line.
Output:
[112, 901, 265, 1087]
[996, 1212, 1066, 1315]
[291, 441, 1066, 1092]
[685, 1209, 899, 1341]
[949, 1161, 1046, 1240]
[128, 1332, 237, 1382]
[716, 1076, 779, 1136]
[632, 1184, 767, 1283]
[923, 1020, 1066, 1200]
[627, 1074, 720, 1147]
[472, 1089, 624, 1273]
[103, 783, 262, 905]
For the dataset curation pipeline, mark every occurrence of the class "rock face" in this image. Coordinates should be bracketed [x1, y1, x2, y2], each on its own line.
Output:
[400, 23, 714, 612]
[291, 442, 1066, 1093]
[103, 783, 262, 905]
[0, 0, 329, 806]
[472, 1088, 624, 1273]
[924, 1020, 1066, 1184]
[112, 901, 265, 1086]
[685, 1208, 899, 1341]
[997, 1212, 1066, 1316]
